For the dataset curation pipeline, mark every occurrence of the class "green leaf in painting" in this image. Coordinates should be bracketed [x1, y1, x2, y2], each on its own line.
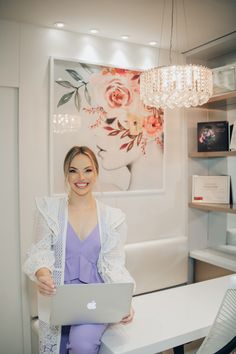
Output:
[106, 118, 117, 125]
[74, 90, 81, 111]
[55, 80, 76, 89]
[66, 69, 84, 82]
[84, 86, 92, 105]
[57, 90, 75, 107]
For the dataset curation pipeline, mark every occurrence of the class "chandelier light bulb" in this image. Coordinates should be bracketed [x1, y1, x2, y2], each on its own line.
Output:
[149, 41, 157, 46]
[90, 29, 99, 34]
[54, 22, 65, 28]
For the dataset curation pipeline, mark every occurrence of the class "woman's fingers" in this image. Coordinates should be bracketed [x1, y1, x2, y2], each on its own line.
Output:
[37, 283, 56, 295]
[37, 275, 56, 296]
[120, 307, 135, 324]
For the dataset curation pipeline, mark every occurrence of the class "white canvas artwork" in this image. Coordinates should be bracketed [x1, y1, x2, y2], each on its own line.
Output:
[50, 58, 165, 195]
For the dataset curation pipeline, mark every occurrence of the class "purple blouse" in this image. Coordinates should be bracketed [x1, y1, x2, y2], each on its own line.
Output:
[64, 223, 103, 284]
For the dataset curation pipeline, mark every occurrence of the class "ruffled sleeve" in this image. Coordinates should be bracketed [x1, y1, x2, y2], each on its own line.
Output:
[22, 203, 55, 281]
[97, 205, 136, 290]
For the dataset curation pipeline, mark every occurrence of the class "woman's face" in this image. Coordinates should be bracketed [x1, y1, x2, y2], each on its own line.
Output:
[67, 154, 97, 196]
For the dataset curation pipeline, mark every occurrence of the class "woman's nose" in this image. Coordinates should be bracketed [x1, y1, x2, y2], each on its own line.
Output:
[77, 171, 85, 179]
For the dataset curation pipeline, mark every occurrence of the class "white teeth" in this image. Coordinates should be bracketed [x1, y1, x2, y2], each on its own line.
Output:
[75, 183, 88, 188]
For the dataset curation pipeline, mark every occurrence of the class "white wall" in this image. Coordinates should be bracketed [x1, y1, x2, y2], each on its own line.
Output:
[0, 19, 186, 353]
[0, 87, 23, 354]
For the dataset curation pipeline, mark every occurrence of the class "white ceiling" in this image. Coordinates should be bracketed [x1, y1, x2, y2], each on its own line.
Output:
[0, 0, 236, 59]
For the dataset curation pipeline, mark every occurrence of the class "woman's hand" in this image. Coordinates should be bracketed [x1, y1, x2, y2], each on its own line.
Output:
[120, 306, 135, 324]
[35, 267, 56, 296]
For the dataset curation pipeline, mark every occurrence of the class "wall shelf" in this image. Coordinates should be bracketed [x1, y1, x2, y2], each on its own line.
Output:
[189, 202, 236, 214]
[190, 248, 236, 272]
[209, 91, 236, 103]
[202, 91, 236, 109]
[188, 86, 236, 278]
[189, 151, 236, 158]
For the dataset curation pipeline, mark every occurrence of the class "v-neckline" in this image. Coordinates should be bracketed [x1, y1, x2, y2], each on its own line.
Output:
[68, 222, 98, 242]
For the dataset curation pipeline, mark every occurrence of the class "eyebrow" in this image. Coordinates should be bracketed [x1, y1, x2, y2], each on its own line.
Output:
[69, 165, 93, 170]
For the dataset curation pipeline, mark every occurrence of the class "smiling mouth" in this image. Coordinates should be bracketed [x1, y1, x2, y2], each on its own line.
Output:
[75, 182, 89, 189]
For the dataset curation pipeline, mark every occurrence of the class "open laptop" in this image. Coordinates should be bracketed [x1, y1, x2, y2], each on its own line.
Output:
[38, 282, 134, 326]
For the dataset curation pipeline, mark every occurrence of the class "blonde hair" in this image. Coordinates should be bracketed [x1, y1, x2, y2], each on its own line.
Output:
[63, 146, 99, 180]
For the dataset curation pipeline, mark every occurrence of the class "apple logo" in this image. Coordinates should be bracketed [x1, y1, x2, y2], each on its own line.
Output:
[87, 300, 97, 310]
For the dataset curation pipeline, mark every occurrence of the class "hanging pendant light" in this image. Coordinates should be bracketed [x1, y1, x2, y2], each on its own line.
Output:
[140, 0, 213, 109]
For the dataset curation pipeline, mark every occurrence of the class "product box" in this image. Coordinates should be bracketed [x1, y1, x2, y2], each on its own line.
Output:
[197, 121, 229, 152]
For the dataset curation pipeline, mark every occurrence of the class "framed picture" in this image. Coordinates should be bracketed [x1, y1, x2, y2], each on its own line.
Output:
[192, 175, 230, 204]
[197, 121, 229, 152]
[50, 57, 165, 195]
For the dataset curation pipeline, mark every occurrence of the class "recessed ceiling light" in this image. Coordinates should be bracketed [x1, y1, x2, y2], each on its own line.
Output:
[149, 41, 158, 46]
[90, 29, 99, 34]
[54, 22, 65, 28]
[121, 35, 129, 40]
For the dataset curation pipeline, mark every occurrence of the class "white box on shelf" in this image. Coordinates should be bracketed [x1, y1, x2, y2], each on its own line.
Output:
[192, 175, 230, 204]
[212, 64, 236, 95]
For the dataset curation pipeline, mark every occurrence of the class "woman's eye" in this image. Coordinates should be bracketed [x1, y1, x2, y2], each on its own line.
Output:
[85, 169, 93, 173]
[69, 169, 76, 173]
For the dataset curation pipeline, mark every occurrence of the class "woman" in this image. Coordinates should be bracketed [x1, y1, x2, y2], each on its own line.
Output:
[23, 146, 135, 354]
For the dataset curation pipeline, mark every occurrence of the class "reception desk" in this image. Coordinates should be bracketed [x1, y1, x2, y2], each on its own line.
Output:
[100, 275, 232, 354]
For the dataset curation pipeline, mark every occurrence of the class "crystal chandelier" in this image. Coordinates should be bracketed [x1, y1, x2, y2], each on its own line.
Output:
[140, 1, 213, 109]
[140, 64, 213, 108]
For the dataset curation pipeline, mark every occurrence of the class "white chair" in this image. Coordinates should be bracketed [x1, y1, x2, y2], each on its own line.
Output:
[171, 275, 236, 354]
[196, 275, 236, 354]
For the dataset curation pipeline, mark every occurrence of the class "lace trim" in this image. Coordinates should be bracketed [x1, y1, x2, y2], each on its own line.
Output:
[23, 249, 55, 281]
[39, 320, 60, 354]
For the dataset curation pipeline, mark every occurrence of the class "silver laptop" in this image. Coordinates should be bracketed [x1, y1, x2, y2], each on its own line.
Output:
[38, 282, 134, 326]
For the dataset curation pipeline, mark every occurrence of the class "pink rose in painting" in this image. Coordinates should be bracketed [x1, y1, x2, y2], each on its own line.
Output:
[105, 79, 132, 108]
[143, 115, 162, 137]
[89, 72, 137, 111]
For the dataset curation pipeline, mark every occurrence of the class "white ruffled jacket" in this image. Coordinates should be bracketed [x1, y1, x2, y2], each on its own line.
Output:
[23, 195, 134, 354]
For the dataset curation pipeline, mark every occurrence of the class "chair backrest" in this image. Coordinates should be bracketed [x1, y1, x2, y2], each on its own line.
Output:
[196, 275, 236, 354]
[125, 236, 188, 295]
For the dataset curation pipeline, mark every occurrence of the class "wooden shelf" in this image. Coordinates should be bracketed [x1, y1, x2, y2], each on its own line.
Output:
[203, 91, 236, 109]
[208, 91, 236, 103]
[189, 202, 236, 214]
[190, 248, 236, 272]
[189, 151, 236, 158]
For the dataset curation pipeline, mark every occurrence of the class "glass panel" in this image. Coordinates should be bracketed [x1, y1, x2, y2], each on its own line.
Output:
[213, 65, 236, 95]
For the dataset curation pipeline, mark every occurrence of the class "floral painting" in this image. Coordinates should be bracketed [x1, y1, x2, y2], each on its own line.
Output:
[51, 59, 164, 194]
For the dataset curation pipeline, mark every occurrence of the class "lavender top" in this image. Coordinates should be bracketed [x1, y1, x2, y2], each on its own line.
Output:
[64, 223, 103, 284]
